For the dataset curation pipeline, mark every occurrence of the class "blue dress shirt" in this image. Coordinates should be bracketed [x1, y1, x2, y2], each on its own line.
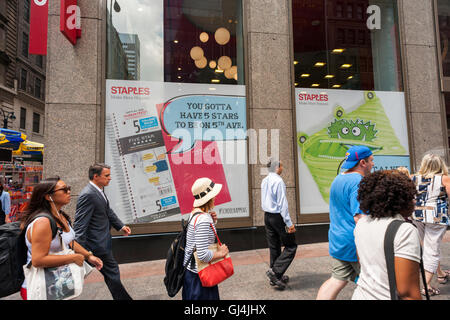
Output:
[261, 172, 293, 227]
[0, 190, 11, 215]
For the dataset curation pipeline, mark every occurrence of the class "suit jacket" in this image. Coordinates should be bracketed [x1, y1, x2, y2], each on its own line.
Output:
[74, 182, 124, 256]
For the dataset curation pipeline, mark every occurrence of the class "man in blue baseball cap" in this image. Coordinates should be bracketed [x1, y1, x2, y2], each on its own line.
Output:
[317, 145, 374, 300]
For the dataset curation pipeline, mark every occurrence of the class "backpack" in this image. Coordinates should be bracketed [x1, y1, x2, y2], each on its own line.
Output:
[0, 213, 57, 298]
[163, 212, 201, 297]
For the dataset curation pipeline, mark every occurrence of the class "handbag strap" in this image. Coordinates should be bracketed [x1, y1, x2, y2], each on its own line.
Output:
[192, 213, 222, 245]
[209, 223, 222, 246]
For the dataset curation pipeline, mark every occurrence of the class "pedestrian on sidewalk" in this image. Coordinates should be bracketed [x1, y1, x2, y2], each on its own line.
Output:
[74, 163, 133, 300]
[411, 154, 450, 296]
[316, 145, 374, 300]
[20, 177, 103, 300]
[0, 183, 10, 225]
[182, 177, 228, 300]
[261, 159, 297, 290]
[352, 170, 422, 300]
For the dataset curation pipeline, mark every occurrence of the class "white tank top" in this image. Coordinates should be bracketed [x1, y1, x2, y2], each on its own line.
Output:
[23, 216, 75, 289]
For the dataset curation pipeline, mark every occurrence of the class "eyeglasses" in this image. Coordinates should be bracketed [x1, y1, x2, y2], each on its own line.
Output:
[52, 186, 71, 193]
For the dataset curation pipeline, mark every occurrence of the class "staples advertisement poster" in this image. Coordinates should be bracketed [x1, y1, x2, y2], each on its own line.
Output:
[296, 89, 410, 214]
[105, 80, 249, 224]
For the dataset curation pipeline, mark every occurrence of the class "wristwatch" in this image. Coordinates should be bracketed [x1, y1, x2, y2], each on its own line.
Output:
[85, 251, 93, 260]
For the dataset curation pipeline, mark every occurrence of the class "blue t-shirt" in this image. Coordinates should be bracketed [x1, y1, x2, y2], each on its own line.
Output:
[328, 172, 363, 262]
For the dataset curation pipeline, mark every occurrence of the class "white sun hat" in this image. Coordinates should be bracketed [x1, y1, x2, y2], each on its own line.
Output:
[192, 177, 222, 207]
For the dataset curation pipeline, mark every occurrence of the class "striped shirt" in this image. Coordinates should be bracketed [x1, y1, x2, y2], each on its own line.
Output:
[183, 210, 217, 273]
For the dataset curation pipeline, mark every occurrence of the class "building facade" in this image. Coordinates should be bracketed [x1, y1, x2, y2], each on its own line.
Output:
[44, 0, 450, 263]
[0, 0, 45, 143]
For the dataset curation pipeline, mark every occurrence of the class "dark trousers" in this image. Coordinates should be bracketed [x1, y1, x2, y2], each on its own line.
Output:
[96, 251, 132, 300]
[264, 212, 297, 278]
[182, 270, 220, 300]
[0, 211, 5, 226]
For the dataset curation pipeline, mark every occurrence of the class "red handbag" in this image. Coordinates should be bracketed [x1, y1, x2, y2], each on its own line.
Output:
[194, 223, 234, 287]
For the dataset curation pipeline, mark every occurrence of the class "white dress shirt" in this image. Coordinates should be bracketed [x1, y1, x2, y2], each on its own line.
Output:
[261, 172, 293, 227]
[89, 181, 107, 202]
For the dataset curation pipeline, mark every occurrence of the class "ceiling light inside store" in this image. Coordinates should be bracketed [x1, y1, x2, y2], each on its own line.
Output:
[314, 62, 326, 67]
[301, 74, 310, 78]
[332, 84, 341, 88]
[178, 67, 182, 71]
[200, 32, 209, 43]
[215, 27, 230, 45]
[311, 83, 320, 87]
[190, 46, 204, 60]
[325, 75, 335, 79]
[215, 68, 224, 73]
[340, 64, 352, 69]
[174, 40, 179, 44]
[211, 79, 220, 83]
[218, 56, 232, 70]
[294, 61, 299, 65]
[347, 75, 354, 80]
[332, 49, 345, 54]
[195, 56, 207, 69]
[295, 83, 299, 86]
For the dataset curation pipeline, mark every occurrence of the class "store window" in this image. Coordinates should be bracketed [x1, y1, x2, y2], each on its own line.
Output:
[293, 0, 410, 217]
[105, 0, 248, 230]
[438, 0, 450, 78]
[437, 0, 450, 151]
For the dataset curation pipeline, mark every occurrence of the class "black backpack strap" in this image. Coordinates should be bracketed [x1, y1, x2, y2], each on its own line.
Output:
[384, 220, 404, 300]
[183, 211, 202, 270]
[29, 213, 58, 239]
[384, 220, 429, 300]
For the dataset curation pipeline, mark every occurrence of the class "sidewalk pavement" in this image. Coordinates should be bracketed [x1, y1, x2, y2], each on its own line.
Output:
[3, 231, 450, 301]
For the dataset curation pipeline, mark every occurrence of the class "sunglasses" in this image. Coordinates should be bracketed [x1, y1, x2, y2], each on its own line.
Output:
[52, 186, 71, 193]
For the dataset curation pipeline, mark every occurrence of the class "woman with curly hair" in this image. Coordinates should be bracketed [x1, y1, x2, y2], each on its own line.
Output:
[352, 170, 422, 300]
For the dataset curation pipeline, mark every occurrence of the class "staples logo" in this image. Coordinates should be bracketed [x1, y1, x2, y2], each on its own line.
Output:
[298, 93, 329, 102]
[111, 86, 151, 95]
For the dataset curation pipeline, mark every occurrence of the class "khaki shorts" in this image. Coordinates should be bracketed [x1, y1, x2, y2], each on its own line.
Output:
[331, 257, 360, 282]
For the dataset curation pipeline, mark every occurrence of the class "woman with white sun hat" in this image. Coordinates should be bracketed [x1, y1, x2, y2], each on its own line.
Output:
[182, 177, 229, 300]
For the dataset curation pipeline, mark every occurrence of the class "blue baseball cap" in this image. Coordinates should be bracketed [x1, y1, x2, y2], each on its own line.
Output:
[341, 145, 373, 169]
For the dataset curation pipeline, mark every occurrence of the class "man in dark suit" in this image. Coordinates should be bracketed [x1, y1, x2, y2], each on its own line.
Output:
[74, 163, 133, 300]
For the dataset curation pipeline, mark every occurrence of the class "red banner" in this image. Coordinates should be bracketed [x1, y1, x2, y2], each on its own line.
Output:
[60, 0, 80, 45]
[29, 0, 49, 55]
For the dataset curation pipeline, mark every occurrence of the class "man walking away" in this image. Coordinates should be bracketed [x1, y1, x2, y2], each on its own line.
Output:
[261, 159, 297, 290]
[74, 163, 133, 300]
[316, 146, 374, 300]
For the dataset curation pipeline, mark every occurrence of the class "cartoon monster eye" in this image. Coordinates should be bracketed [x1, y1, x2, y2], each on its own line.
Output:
[341, 127, 349, 135]
[352, 127, 361, 136]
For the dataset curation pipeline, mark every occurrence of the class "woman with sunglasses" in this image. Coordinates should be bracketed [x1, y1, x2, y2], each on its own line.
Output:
[19, 177, 103, 300]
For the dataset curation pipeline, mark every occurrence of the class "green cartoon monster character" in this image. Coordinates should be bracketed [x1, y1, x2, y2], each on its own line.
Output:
[327, 118, 377, 142]
[297, 91, 407, 204]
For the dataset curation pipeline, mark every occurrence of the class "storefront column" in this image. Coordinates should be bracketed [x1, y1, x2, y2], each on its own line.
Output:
[246, 0, 298, 227]
[44, 0, 104, 216]
[399, 0, 447, 169]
